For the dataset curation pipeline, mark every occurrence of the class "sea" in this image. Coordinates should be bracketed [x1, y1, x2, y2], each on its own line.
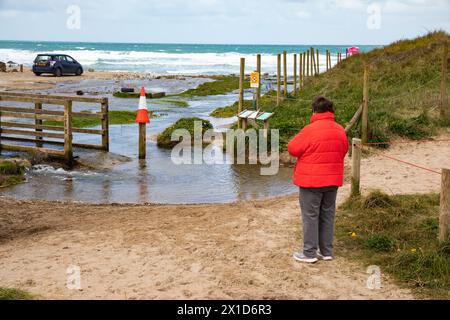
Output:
[0, 41, 380, 75]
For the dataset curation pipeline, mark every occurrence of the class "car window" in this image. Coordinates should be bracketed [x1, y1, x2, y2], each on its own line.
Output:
[66, 56, 75, 63]
[57, 56, 67, 61]
[36, 55, 51, 62]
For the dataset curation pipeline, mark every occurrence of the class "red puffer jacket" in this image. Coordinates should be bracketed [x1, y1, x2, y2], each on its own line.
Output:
[288, 112, 349, 188]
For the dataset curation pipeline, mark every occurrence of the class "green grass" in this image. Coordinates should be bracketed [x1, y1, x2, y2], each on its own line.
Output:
[337, 191, 450, 299]
[0, 161, 26, 188]
[210, 31, 450, 150]
[157, 117, 213, 149]
[174, 75, 250, 97]
[44, 110, 159, 128]
[152, 99, 189, 108]
[0, 288, 34, 300]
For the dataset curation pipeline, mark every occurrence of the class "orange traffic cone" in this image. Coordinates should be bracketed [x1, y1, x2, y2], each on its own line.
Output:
[135, 87, 150, 124]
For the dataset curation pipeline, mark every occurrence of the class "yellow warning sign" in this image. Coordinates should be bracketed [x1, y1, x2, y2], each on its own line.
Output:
[250, 72, 260, 88]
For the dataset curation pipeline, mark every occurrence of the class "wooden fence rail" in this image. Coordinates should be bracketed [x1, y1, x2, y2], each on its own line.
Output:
[0, 92, 109, 166]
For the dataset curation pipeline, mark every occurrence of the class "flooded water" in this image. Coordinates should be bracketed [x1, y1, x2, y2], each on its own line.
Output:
[0, 77, 297, 204]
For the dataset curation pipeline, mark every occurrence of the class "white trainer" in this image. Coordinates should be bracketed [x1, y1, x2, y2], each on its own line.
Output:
[317, 251, 333, 261]
[293, 252, 318, 264]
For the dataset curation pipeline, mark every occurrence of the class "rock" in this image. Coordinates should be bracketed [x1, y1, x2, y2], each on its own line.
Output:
[88, 68, 95, 72]
[121, 87, 135, 93]
[76, 90, 84, 96]
[0, 61, 6, 72]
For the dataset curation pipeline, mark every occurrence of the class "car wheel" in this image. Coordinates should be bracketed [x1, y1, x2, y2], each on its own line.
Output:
[75, 68, 83, 76]
[54, 68, 62, 77]
[34, 72, 42, 76]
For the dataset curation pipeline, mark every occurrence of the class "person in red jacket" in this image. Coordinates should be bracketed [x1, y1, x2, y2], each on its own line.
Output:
[288, 97, 349, 263]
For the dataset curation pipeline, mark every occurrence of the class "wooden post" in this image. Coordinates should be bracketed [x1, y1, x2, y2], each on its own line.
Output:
[351, 138, 362, 197]
[326, 50, 329, 71]
[139, 123, 146, 160]
[283, 51, 287, 97]
[20, 64, 23, 73]
[101, 98, 109, 151]
[316, 49, 319, 74]
[302, 52, 306, 84]
[440, 169, 450, 243]
[64, 100, 73, 167]
[441, 42, 449, 120]
[306, 50, 310, 78]
[35, 102, 43, 148]
[256, 54, 261, 109]
[299, 53, 303, 89]
[293, 54, 297, 96]
[0, 99, 2, 154]
[277, 54, 281, 107]
[238, 57, 245, 127]
[361, 65, 370, 144]
[310, 48, 316, 76]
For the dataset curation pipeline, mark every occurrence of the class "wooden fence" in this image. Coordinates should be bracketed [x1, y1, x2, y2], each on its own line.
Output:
[0, 92, 109, 166]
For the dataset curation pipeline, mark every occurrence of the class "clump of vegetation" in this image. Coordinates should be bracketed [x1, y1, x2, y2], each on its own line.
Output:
[157, 117, 213, 149]
[0, 160, 27, 188]
[0, 288, 34, 300]
[153, 99, 189, 108]
[44, 110, 160, 128]
[337, 191, 449, 298]
[365, 234, 396, 252]
[174, 76, 250, 97]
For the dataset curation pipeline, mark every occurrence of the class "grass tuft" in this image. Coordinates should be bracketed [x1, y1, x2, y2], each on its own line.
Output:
[0, 288, 34, 300]
[337, 191, 449, 298]
[157, 117, 213, 149]
[174, 76, 250, 97]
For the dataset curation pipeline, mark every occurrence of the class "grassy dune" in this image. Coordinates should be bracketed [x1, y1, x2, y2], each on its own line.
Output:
[337, 191, 450, 299]
[0, 161, 26, 188]
[212, 32, 450, 150]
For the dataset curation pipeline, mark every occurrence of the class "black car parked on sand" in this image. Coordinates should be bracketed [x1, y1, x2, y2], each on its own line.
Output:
[32, 54, 83, 77]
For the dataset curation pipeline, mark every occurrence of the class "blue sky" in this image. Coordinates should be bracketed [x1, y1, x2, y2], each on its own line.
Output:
[0, 0, 449, 44]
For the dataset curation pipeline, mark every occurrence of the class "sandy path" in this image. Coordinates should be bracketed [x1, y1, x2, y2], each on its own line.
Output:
[1, 138, 448, 299]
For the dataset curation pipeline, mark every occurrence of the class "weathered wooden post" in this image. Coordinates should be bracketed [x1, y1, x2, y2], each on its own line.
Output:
[441, 42, 449, 120]
[293, 54, 297, 96]
[64, 100, 73, 167]
[440, 169, 450, 243]
[316, 49, 319, 74]
[299, 53, 303, 89]
[306, 50, 310, 78]
[101, 98, 109, 151]
[256, 54, 261, 109]
[238, 57, 245, 128]
[35, 102, 43, 148]
[326, 50, 329, 71]
[351, 138, 362, 197]
[20, 64, 23, 73]
[283, 51, 287, 97]
[310, 48, 314, 76]
[361, 65, 370, 144]
[139, 123, 146, 159]
[277, 54, 281, 106]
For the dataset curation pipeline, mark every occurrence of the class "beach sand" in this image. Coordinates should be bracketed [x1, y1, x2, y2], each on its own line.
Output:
[1, 138, 449, 300]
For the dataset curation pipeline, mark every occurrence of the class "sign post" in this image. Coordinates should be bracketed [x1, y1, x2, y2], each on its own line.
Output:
[250, 71, 260, 111]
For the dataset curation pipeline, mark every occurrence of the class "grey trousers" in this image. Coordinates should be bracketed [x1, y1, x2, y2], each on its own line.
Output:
[299, 186, 338, 258]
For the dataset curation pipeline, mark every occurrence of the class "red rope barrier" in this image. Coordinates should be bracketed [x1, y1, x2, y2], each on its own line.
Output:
[362, 139, 450, 146]
[357, 145, 442, 175]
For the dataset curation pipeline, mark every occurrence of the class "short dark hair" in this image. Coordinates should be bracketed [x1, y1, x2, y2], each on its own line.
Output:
[312, 97, 334, 113]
